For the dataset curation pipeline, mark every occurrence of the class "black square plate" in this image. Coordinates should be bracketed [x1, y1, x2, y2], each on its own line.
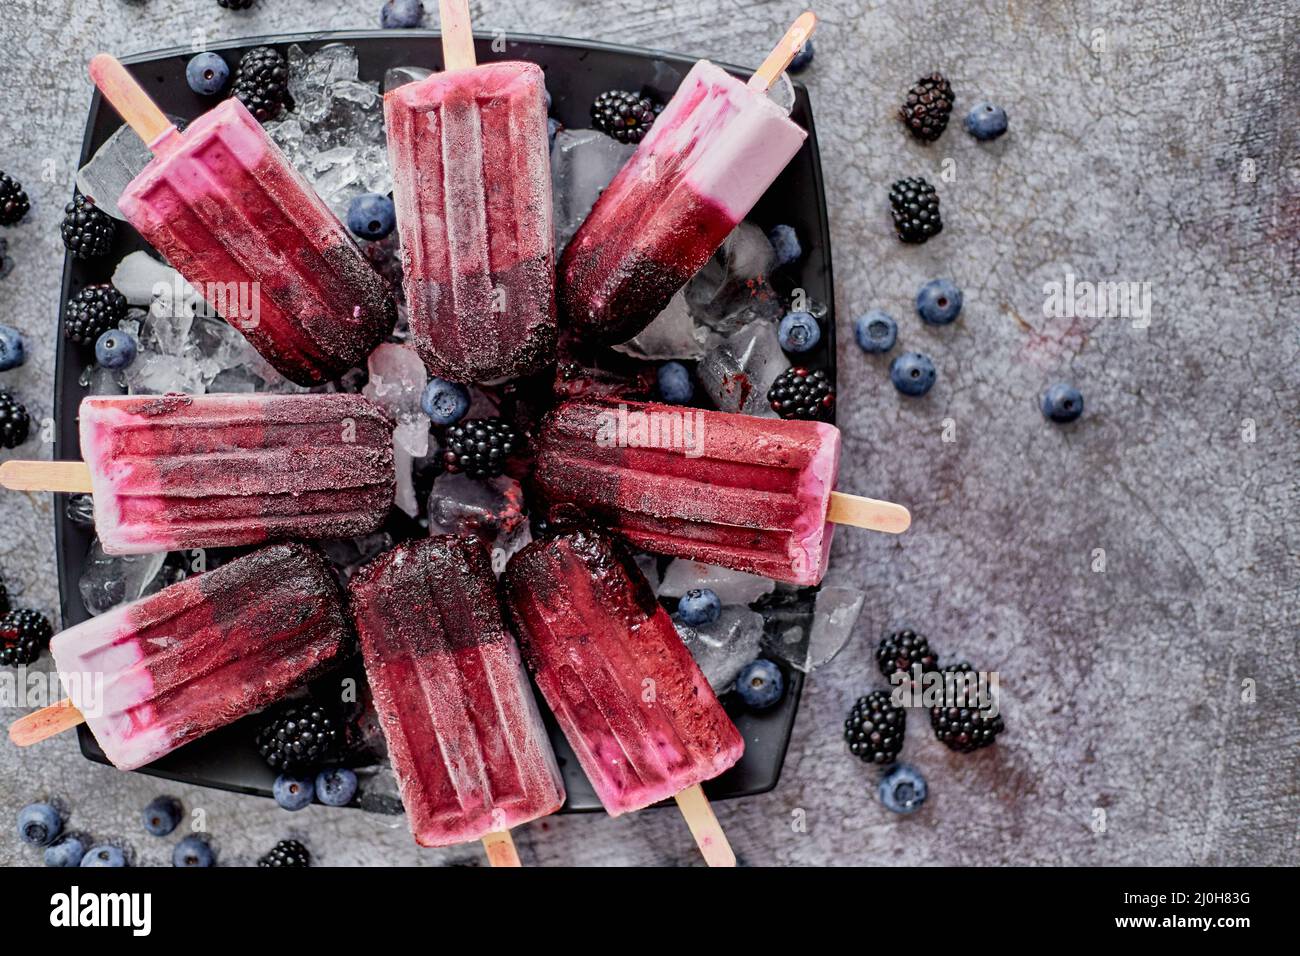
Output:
[53, 30, 834, 812]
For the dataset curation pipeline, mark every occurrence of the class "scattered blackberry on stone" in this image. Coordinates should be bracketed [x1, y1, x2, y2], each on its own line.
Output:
[254, 700, 343, 775]
[844, 690, 906, 765]
[899, 72, 954, 142]
[218, 0, 255, 8]
[0, 391, 30, 449]
[258, 839, 311, 867]
[889, 176, 942, 244]
[0, 609, 53, 667]
[60, 193, 116, 259]
[232, 46, 292, 122]
[0, 172, 30, 226]
[768, 367, 834, 420]
[442, 418, 520, 479]
[876, 628, 940, 681]
[929, 661, 1005, 752]
[64, 284, 127, 346]
[591, 90, 657, 143]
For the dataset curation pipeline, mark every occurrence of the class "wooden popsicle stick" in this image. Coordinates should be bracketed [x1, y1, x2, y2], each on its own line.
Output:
[673, 784, 736, 867]
[747, 11, 818, 93]
[480, 830, 522, 867]
[9, 700, 86, 747]
[88, 54, 179, 155]
[828, 492, 911, 533]
[439, 0, 478, 71]
[0, 460, 94, 494]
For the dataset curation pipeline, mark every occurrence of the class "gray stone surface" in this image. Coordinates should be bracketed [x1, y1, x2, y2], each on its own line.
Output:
[1, 0, 1296, 866]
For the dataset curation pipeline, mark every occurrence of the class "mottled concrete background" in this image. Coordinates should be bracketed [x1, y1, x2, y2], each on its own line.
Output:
[1, 0, 1295, 866]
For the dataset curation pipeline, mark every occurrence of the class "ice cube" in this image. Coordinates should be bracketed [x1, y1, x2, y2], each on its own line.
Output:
[804, 586, 865, 671]
[393, 446, 417, 518]
[124, 351, 205, 396]
[550, 129, 636, 253]
[287, 43, 359, 124]
[697, 320, 789, 417]
[767, 72, 796, 115]
[658, 559, 776, 605]
[685, 222, 784, 334]
[384, 65, 432, 92]
[363, 343, 429, 457]
[676, 606, 765, 692]
[322, 531, 394, 583]
[612, 291, 710, 361]
[78, 539, 166, 616]
[111, 251, 200, 309]
[65, 494, 95, 527]
[76, 115, 184, 220]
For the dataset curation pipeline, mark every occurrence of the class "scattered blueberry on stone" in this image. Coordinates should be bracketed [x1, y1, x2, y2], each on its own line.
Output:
[380, 0, 424, 29]
[1041, 383, 1084, 423]
[0, 324, 25, 370]
[853, 310, 897, 354]
[788, 39, 815, 73]
[142, 796, 181, 837]
[736, 659, 785, 710]
[315, 767, 359, 807]
[890, 351, 936, 397]
[17, 803, 61, 847]
[964, 102, 1008, 141]
[273, 773, 315, 811]
[172, 835, 215, 867]
[915, 278, 962, 325]
[80, 844, 127, 867]
[878, 764, 928, 814]
[677, 588, 721, 627]
[44, 836, 87, 868]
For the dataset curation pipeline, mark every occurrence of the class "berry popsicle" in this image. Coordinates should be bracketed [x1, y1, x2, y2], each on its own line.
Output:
[533, 398, 910, 586]
[503, 529, 742, 866]
[11, 543, 348, 770]
[384, 0, 556, 383]
[91, 55, 395, 386]
[348, 536, 565, 863]
[80, 393, 395, 555]
[559, 14, 816, 344]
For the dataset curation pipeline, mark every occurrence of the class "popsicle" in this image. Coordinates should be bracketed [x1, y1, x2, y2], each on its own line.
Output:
[348, 536, 565, 863]
[533, 398, 910, 586]
[559, 14, 816, 343]
[11, 542, 348, 770]
[91, 54, 395, 386]
[503, 529, 742, 865]
[0, 393, 395, 555]
[383, 0, 556, 383]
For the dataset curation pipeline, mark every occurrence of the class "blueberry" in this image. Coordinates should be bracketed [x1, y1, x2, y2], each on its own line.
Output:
[890, 352, 936, 397]
[420, 377, 470, 426]
[315, 767, 359, 807]
[767, 224, 802, 267]
[95, 329, 137, 370]
[273, 773, 315, 811]
[878, 764, 928, 814]
[346, 193, 396, 240]
[0, 324, 25, 371]
[677, 588, 721, 627]
[778, 311, 821, 353]
[380, 0, 424, 29]
[172, 835, 215, 867]
[44, 836, 87, 868]
[735, 659, 785, 710]
[141, 796, 181, 837]
[547, 117, 561, 147]
[915, 279, 962, 325]
[657, 361, 694, 404]
[853, 310, 897, 354]
[964, 102, 1008, 141]
[185, 52, 230, 96]
[788, 39, 814, 73]
[17, 803, 61, 847]
[1041, 383, 1084, 423]
[80, 844, 127, 867]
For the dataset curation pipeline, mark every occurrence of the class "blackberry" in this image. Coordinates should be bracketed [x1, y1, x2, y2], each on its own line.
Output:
[60, 193, 116, 259]
[899, 72, 954, 142]
[232, 46, 292, 122]
[768, 367, 834, 420]
[591, 90, 657, 144]
[0, 609, 53, 667]
[442, 418, 520, 479]
[64, 284, 128, 346]
[877, 628, 940, 680]
[888, 177, 942, 244]
[254, 701, 343, 774]
[844, 690, 906, 765]
[929, 661, 1005, 752]
[258, 839, 310, 867]
[218, 0, 255, 8]
[0, 172, 30, 226]
[0, 391, 30, 449]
